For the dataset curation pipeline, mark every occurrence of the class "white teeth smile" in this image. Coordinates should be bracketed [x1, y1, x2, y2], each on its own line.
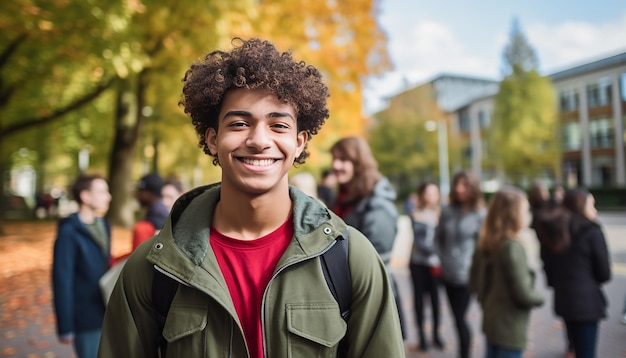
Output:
[240, 158, 275, 166]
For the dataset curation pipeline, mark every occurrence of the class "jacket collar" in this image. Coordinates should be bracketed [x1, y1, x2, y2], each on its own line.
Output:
[146, 183, 348, 278]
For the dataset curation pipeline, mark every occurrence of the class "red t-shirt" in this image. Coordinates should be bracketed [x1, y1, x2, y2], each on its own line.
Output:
[210, 218, 293, 358]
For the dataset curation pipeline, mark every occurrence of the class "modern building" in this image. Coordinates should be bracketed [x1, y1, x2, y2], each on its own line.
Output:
[447, 50, 626, 189]
[376, 73, 500, 195]
[550, 51, 626, 187]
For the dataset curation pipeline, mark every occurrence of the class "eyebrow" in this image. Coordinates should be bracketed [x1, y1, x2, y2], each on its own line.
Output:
[222, 110, 295, 121]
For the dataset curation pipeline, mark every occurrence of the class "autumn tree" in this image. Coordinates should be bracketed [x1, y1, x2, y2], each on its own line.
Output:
[1, 0, 390, 229]
[0, 1, 120, 230]
[232, 0, 392, 169]
[368, 84, 445, 196]
[489, 19, 559, 185]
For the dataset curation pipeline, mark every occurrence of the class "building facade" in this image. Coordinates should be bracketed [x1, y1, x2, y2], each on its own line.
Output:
[550, 52, 626, 187]
[446, 50, 626, 189]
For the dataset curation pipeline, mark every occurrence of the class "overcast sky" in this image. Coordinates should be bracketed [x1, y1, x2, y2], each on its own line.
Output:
[363, 0, 626, 114]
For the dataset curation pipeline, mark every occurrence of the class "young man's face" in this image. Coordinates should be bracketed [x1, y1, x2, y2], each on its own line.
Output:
[206, 88, 307, 196]
[82, 178, 111, 216]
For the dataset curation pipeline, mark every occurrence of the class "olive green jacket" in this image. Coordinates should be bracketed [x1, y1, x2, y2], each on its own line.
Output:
[469, 238, 544, 350]
[98, 184, 405, 358]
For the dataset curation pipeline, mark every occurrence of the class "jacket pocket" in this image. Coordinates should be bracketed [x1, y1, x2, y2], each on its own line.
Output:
[286, 302, 347, 358]
[162, 303, 208, 343]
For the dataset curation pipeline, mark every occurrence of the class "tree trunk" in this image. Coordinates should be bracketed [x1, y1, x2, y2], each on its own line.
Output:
[0, 148, 7, 235]
[107, 73, 147, 227]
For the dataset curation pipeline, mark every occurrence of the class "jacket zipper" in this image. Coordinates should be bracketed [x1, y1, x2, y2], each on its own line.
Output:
[260, 238, 339, 358]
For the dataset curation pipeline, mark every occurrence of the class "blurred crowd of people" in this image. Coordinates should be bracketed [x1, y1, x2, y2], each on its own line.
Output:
[284, 147, 613, 358]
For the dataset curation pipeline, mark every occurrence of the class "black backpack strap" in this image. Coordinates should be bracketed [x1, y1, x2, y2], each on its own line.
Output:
[320, 229, 351, 356]
[152, 268, 179, 356]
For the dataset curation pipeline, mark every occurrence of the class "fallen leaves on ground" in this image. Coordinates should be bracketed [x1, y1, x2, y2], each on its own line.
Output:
[0, 221, 131, 357]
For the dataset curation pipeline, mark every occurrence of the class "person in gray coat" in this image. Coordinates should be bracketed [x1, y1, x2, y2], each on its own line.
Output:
[435, 171, 484, 358]
[330, 136, 405, 336]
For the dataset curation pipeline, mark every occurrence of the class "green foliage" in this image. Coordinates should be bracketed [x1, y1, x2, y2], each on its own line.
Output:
[368, 85, 443, 193]
[501, 18, 538, 76]
[489, 20, 559, 184]
[0, 1, 391, 226]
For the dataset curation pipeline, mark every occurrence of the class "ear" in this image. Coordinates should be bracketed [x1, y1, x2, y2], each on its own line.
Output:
[295, 130, 308, 158]
[79, 189, 91, 206]
[205, 127, 217, 156]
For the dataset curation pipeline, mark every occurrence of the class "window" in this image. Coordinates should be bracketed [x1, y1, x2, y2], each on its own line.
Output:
[562, 121, 581, 151]
[478, 110, 490, 128]
[621, 72, 626, 101]
[589, 117, 614, 148]
[587, 77, 612, 108]
[458, 109, 470, 133]
[559, 89, 578, 111]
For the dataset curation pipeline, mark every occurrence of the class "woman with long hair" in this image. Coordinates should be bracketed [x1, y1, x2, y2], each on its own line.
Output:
[469, 187, 544, 358]
[330, 136, 405, 335]
[435, 170, 484, 358]
[535, 189, 611, 358]
[409, 181, 445, 352]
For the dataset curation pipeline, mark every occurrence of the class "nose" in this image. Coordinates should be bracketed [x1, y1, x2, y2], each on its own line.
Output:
[331, 158, 342, 171]
[246, 125, 271, 151]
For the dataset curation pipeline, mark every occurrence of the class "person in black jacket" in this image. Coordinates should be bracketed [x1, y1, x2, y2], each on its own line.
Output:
[534, 188, 611, 358]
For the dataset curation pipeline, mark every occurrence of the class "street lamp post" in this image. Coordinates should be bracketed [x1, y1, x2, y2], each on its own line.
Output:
[426, 119, 450, 204]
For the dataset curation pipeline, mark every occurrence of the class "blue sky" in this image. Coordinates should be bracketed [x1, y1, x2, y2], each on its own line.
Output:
[363, 0, 626, 114]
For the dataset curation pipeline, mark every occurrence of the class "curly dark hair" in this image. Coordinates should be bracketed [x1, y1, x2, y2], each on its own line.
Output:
[180, 38, 330, 165]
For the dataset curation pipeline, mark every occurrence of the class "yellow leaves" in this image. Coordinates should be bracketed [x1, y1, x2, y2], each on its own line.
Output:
[125, 0, 146, 14]
[37, 20, 53, 30]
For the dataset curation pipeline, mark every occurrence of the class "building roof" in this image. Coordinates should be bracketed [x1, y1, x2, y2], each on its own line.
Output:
[549, 50, 626, 81]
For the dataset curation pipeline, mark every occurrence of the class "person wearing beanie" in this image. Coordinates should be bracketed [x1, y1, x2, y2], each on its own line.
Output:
[132, 173, 169, 250]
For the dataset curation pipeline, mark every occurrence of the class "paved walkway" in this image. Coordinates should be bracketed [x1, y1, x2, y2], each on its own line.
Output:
[0, 213, 624, 357]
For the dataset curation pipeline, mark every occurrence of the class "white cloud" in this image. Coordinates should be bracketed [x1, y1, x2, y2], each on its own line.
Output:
[365, 20, 501, 114]
[527, 14, 626, 73]
[364, 12, 626, 115]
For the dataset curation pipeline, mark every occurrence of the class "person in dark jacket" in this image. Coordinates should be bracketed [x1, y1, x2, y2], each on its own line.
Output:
[435, 170, 484, 358]
[469, 186, 544, 358]
[132, 173, 169, 250]
[529, 181, 573, 356]
[535, 188, 611, 358]
[52, 173, 112, 358]
[528, 181, 551, 229]
[330, 136, 405, 336]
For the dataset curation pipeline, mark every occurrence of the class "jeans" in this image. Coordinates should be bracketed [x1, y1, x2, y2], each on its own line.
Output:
[74, 329, 101, 358]
[485, 341, 522, 358]
[409, 263, 442, 343]
[565, 320, 598, 358]
[444, 282, 472, 358]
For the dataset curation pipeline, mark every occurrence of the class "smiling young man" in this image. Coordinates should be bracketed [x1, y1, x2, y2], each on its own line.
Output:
[98, 38, 405, 358]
